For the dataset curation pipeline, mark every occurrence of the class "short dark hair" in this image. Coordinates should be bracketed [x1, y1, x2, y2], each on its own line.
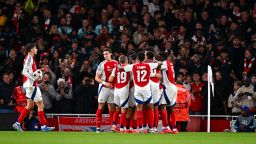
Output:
[146, 51, 154, 59]
[25, 43, 36, 52]
[129, 53, 137, 62]
[103, 48, 112, 53]
[158, 52, 168, 61]
[119, 55, 127, 64]
[137, 52, 145, 62]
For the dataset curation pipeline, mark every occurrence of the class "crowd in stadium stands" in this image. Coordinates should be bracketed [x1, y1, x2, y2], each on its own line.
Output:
[0, 0, 256, 115]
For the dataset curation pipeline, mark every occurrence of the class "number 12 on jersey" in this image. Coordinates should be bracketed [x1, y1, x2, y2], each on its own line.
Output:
[136, 70, 147, 82]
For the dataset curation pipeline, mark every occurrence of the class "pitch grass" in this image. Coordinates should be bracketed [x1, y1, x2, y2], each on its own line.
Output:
[0, 132, 255, 144]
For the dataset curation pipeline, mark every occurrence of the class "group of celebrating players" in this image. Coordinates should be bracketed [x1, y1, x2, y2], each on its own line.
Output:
[95, 48, 178, 134]
[12, 43, 178, 133]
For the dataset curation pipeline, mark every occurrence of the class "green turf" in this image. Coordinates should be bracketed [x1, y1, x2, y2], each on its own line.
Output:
[0, 132, 255, 144]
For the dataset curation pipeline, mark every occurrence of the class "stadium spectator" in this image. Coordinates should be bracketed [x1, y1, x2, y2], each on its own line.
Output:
[232, 78, 256, 114]
[74, 75, 95, 114]
[0, 73, 14, 113]
[228, 81, 242, 115]
[234, 106, 256, 132]
[55, 78, 73, 113]
[38, 72, 57, 113]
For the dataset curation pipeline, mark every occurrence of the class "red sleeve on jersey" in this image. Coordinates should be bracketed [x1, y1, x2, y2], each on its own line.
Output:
[166, 60, 175, 84]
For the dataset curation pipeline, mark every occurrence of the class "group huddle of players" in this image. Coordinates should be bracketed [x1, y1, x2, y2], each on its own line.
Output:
[95, 49, 178, 134]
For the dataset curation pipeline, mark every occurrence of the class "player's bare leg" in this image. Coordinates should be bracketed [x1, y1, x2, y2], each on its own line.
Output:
[36, 101, 55, 131]
[13, 99, 34, 132]
[96, 103, 105, 133]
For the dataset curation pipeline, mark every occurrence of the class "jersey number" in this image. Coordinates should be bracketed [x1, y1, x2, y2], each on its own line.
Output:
[117, 72, 126, 83]
[136, 70, 147, 82]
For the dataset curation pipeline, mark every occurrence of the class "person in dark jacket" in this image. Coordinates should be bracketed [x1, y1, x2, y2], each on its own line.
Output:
[234, 106, 256, 132]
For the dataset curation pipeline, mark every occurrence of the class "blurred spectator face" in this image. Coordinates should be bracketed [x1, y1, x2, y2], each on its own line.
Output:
[240, 11, 248, 22]
[137, 24, 145, 33]
[123, 1, 130, 10]
[193, 74, 200, 82]
[121, 34, 129, 43]
[177, 74, 184, 83]
[252, 75, 256, 84]
[2, 73, 10, 84]
[15, 3, 22, 11]
[71, 42, 78, 50]
[60, 18, 67, 26]
[152, 0, 158, 5]
[82, 76, 90, 86]
[179, 68, 188, 76]
[186, 75, 192, 83]
[82, 19, 89, 28]
[220, 15, 228, 25]
[107, 4, 114, 14]
[43, 73, 50, 82]
[64, 68, 71, 77]
[103, 51, 112, 60]
[220, 1, 228, 8]
[234, 82, 241, 91]
[113, 10, 120, 18]
[230, 22, 238, 30]
[180, 46, 188, 56]
[220, 51, 228, 59]
[43, 9, 51, 19]
[141, 6, 148, 15]
[164, 0, 170, 8]
[201, 11, 208, 21]
[244, 50, 252, 59]
[232, 38, 240, 47]
[202, 73, 208, 82]
[195, 23, 203, 30]
[101, 9, 108, 17]
[50, 25, 58, 34]
[32, 15, 39, 24]
[9, 49, 16, 59]
[53, 51, 60, 59]
[215, 72, 222, 81]
[143, 13, 150, 22]
[184, 10, 193, 21]
[101, 25, 109, 34]
[66, 13, 72, 22]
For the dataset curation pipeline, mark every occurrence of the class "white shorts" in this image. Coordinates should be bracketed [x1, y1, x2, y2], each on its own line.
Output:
[98, 84, 114, 103]
[150, 81, 161, 106]
[134, 88, 152, 105]
[25, 86, 42, 102]
[114, 86, 129, 108]
[160, 83, 177, 106]
[128, 87, 136, 108]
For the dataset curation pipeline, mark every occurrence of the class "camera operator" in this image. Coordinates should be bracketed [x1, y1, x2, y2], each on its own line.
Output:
[38, 72, 57, 113]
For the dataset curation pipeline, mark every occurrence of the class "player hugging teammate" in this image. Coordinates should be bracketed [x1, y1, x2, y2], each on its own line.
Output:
[95, 49, 178, 134]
